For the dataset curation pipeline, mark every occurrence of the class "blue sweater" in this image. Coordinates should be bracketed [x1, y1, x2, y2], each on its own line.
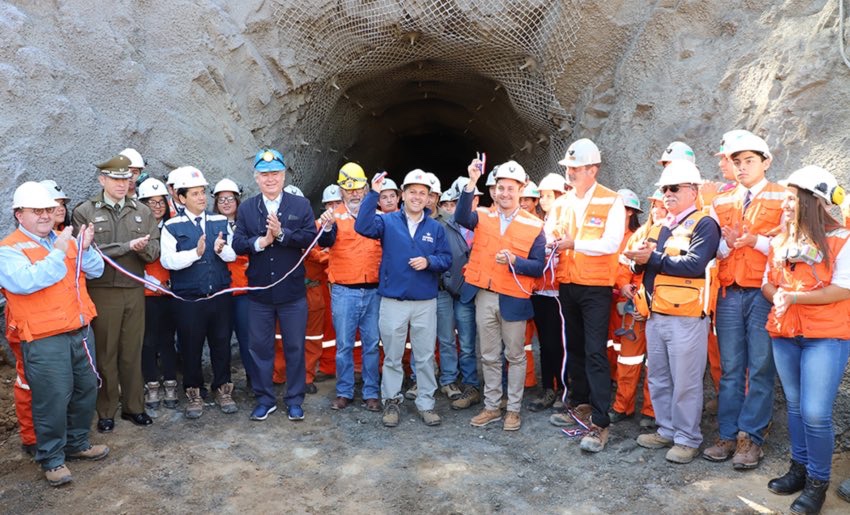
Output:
[354, 191, 452, 300]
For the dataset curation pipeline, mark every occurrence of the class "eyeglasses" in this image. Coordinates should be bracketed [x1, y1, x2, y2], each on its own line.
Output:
[660, 184, 693, 194]
[217, 196, 237, 204]
[25, 207, 56, 216]
[145, 199, 167, 207]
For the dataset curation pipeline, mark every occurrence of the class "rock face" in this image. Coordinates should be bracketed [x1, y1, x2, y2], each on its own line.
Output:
[1, 0, 849, 435]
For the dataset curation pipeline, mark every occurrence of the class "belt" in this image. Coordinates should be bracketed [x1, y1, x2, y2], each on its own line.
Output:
[727, 283, 757, 291]
[336, 282, 378, 290]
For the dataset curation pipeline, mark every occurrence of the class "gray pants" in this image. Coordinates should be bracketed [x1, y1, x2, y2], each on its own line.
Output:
[476, 289, 527, 412]
[646, 314, 709, 448]
[380, 297, 437, 411]
[22, 328, 98, 470]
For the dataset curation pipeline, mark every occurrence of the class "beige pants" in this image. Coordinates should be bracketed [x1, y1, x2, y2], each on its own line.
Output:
[475, 290, 527, 412]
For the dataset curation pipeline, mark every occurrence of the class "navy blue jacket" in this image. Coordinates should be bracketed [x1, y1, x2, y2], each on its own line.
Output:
[164, 214, 231, 298]
[232, 192, 318, 304]
[455, 189, 546, 321]
[354, 191, 451, 300]
[438, 213, 477, 302]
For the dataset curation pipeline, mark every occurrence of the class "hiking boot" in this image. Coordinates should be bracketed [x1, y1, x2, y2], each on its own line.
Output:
[836, 477, 850, 503]
[314, 371, 335, 383]
[67, 444, 109, 461]
[470, 408, 502, 427]
[639, 415, 657, 429]
[503, 411, 521, 431]
[636, 432, 673, 449]
[361, 398, 382, 412]
[527, 388, 557, 412]
[419, 409, 441, 426]
[305, 382, 318, 394]
[608, 410, 633, 424]
[382, 399, 400, 428]
[185, 387, 204, 419]
[790, 478, 829, 514]
[440, 382, 462, 400]
[702, 438, 736, 462]
[666, 444, 700, 464]
[732, 432, 763, 470]
[451, 385, 481, 410]
[45, 464, 72, 487]
[215, 383, 238, 414]
[404, 383, 418, 400]
[768, 460, 807, 495]
[549, 404, 591, 428]
[704, 398, 718, 415]
[162, 380, 178, 409]
[580, 425, 609, 453]
[552, 390, 565, 410]
[144, 381, 161, 409]
[331, 396, 351, 410]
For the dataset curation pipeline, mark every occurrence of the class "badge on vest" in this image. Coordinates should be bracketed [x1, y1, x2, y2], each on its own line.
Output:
[93, 216, 107, 223]
[422, 232, 434, 243]
[585, 216, 604, 227]
[134, 215, 143, 223]
[683, 219, 696, 229]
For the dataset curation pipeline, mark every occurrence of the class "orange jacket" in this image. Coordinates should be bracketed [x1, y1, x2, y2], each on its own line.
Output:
[464, 207, 544, 299]
[227, 254, 249, 296]
[327, 206, 382, 285]
[552, 185, 620, 286]
[305, 247, 329, 283]
[144, 259, 171, 297]
[0, 229, 97, 342]
[765, 228, 850, 339]
[713, 182, 786, 288]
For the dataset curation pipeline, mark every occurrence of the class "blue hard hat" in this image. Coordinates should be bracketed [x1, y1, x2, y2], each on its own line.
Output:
[253, 149, 286, 172]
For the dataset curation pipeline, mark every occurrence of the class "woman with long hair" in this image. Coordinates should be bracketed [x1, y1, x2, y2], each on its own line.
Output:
[39, 180, 71, 230]
[763, 166, 850, 515]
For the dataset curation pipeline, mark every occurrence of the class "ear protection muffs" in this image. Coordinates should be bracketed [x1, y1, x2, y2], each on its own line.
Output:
[815, 182, 845, 205]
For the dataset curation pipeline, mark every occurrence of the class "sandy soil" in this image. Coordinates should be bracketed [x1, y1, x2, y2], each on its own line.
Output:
[1, 364, 850, 515]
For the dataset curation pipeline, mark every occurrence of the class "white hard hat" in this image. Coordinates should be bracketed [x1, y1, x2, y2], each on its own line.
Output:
[170, 166, 208, 189]
[12, 181, 59, 210]
[657, 141, 695, 164]
[119, 148, 146, 169]
[166, 168, 182, 185]
[521, 181, 540, 198]
[780, 165, 845, 206]
[425, 173, 441, 195]
[137, 178, 168, 200]
[494, 160, 527, 184]
[38, 179, 70, 201]
[715, 129, 755, 156]
[450, 176, 483, 196]
[537, 173, 568, 193]
[213, 178, 242, 196]
[322, 184, 342, 203]
[284, 184, 304, 197]
[485, 166, 499, 187]
[656, 160, 703, 187]
[559, 138, 601, 167]
[380, 178, 400, 192]
[440, 189, 459, 203]
[617, 188, 643, 212]
[402, 169, 432, 190]
[720, 131, 772, 160]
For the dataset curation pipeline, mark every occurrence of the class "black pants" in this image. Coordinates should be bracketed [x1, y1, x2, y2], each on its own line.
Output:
[559, 283, 612, 428]
[142, 295, 178, 382]
[173, 295, 233, 390]
[531, 295, 566, 390]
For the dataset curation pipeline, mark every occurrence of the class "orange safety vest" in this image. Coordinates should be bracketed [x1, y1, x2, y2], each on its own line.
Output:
[327, 206, 382, 285]
[647, 211, 718, 317]
[552, 185, 621, 286]
[765, 228, 850, 339]
[0, 229, 97, 342]
[464, 207, 544, 299]
[713, 182, 786, 288]
[144, 259, 171, 297]
[227, 254, 249, 296]
[305, 246, 328, 283]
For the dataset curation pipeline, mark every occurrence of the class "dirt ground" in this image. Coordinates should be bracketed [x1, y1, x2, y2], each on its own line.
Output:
[1, 356, 850, 515]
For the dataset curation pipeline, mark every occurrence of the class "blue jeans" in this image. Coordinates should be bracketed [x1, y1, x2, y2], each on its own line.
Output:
[331, 285, 380, 400]
[436, 290, 458, 386]
[715, 287, 775, 444]
[232, 294, 256, 382]
[454, 296, 479, 386]
[772, 337, 850, 480]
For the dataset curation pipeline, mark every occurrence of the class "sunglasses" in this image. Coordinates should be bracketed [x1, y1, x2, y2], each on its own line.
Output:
[660, 184, 693, 194]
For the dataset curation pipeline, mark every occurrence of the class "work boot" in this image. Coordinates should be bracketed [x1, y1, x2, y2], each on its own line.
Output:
[639, 415, 657, 429]
[527, 388, 556, 412]
[790, 477, 829, 514]
[440, 382, 462, 400]
[404, 383, 418, 400]
[732, 432, 763, 470]
[503, 411, 521, 431]
[552, 390, 565, 410]
[185, 387, 204, 419]
[162, 380, 179, 409]
[549, 404, 591, 428]
[768, 460, 807, 495]
[45, 464, 72, 487]
[702, 438, 736, 462]
[636, 432, 673, 449]
[144, 381, 161, 409]
[836, 477, 850, 503]
[470, 408, 502, 427]
[215, 383, 238, 414]
[419, 409, 441, 426]
[666, 444, 700, 464]
[579, 425, 609, 453]
[450, 385, 481, 410]
[67, 444, 110, 461]
[382, 399, 400, 428]
[608, 410, 633, 424]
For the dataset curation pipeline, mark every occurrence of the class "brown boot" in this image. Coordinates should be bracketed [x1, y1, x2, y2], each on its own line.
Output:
[580, 425, 609, 453]
[451, 385, 481, 410]
[470, 408, 502, 427]
[215, 383, 238, 414]
[185, 387, 204, 419]
[549, 404, 591, 428]
[731, 432, 763, 470]
[503, 411, 521, 431]
[702, 438, 736, 462]
[45, 464, 72, 487]
[67, 444, 110, 461]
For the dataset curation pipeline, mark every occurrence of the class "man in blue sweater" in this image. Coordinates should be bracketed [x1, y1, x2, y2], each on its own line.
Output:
[355, 169, 452, 428]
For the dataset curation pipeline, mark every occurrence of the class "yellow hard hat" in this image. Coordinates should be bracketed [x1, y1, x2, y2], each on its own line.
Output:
[338, 162, 367, 190]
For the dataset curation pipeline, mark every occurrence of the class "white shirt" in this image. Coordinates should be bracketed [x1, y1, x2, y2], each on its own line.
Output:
[160, 211, 236, 270]
[406, 210, 424, 238]
[544, 182, 626, 256]
[712, 179, 771, 259]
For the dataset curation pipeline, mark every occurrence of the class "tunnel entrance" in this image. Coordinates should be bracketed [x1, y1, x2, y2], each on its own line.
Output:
[271, 0, 582, 201]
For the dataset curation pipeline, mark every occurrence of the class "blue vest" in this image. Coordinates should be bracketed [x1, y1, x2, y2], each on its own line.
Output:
[166, 214, 231, 297]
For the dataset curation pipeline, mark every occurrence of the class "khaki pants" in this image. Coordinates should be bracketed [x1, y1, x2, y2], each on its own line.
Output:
[475, 290, 526, 412]
[89, 287, 146, 418]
